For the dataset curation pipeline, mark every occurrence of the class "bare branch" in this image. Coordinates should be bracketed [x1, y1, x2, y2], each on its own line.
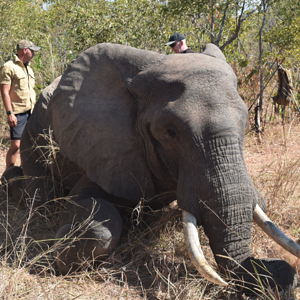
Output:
[220, 1, 258, 51]
[193, 14, 217, 39]
[237, 37, 248, 57]
[216, 1, 230, 46]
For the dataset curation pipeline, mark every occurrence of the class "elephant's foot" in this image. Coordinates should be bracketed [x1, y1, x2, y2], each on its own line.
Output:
[55, 197, 122, 274]
[234, 257, 297, 296]
[1, 166, 24, 202]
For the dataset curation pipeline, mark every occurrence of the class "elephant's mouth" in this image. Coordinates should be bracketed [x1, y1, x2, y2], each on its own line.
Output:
[183, 205, 300, 286]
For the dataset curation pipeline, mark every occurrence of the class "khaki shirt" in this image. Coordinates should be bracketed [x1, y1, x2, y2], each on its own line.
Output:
[0, 55, 36, 114]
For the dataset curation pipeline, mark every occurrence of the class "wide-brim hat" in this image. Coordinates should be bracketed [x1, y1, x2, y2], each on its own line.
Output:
[17, 40, 40, 51]
[165, 33, 185, 46]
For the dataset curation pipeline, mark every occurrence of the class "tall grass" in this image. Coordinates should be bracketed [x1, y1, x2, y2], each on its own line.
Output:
[0, 117, 299, 299]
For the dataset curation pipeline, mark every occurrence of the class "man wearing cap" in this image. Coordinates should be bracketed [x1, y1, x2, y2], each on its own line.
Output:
[0, 40, 40, 169]
[165, 33, 196, 53]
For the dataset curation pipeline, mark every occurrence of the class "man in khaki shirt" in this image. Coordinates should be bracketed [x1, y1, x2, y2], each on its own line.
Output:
[0, 40, 40, 169]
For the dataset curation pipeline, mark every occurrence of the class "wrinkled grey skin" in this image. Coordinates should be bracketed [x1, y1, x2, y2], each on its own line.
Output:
[2, 43, 296, 294]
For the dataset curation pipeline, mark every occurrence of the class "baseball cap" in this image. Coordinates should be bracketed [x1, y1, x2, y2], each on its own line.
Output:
[165, 33, 185, 46]
[17, 40, 40, 51]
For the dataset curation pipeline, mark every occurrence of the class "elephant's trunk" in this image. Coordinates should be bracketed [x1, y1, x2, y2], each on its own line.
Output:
[178, 136, 254, 272]
[178, 136, 299, 291]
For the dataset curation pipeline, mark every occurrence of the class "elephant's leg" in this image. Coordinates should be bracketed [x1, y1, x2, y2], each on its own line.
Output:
[55, 175, 122, 274]
[1, 166, 24, 203]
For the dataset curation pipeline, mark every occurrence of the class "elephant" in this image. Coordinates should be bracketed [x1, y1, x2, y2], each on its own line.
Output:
[2, 42, 300, 295]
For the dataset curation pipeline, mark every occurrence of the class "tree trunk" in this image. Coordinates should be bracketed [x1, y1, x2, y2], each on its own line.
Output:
[255, 0, 268, 133]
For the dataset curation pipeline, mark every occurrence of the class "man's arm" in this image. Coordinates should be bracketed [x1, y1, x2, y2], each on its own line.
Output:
[0, 84, 17, 127]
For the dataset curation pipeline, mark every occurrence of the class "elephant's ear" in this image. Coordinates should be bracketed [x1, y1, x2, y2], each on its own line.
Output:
[47, 43, 164, 202]
[202, 43, 226, 62]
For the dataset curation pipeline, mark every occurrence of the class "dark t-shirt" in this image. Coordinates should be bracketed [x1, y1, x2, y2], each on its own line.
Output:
[181, 47, 196, 53]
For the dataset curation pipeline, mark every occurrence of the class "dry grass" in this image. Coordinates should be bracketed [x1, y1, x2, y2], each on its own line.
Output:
[0, 110, 300, 299]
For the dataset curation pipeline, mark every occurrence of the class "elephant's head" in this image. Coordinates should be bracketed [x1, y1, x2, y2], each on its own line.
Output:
[46, 43, 300, 292]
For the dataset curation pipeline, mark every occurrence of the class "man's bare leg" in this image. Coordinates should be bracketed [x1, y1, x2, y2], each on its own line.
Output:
[6, 139, 20, 169]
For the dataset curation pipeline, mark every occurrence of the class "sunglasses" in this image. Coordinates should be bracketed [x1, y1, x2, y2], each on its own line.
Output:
[169, 41, 178, 48]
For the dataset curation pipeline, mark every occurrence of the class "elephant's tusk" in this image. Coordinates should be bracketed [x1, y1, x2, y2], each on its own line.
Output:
[182, 210, 228, 286]
[253, 204, 300, 258]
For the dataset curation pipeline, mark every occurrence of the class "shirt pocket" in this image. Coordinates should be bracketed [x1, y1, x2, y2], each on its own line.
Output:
[28, 72, 35, 89]
[13, 72, 27, 90]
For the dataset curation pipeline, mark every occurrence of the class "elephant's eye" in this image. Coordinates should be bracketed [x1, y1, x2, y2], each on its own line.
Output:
[167, 128, 177, 139]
